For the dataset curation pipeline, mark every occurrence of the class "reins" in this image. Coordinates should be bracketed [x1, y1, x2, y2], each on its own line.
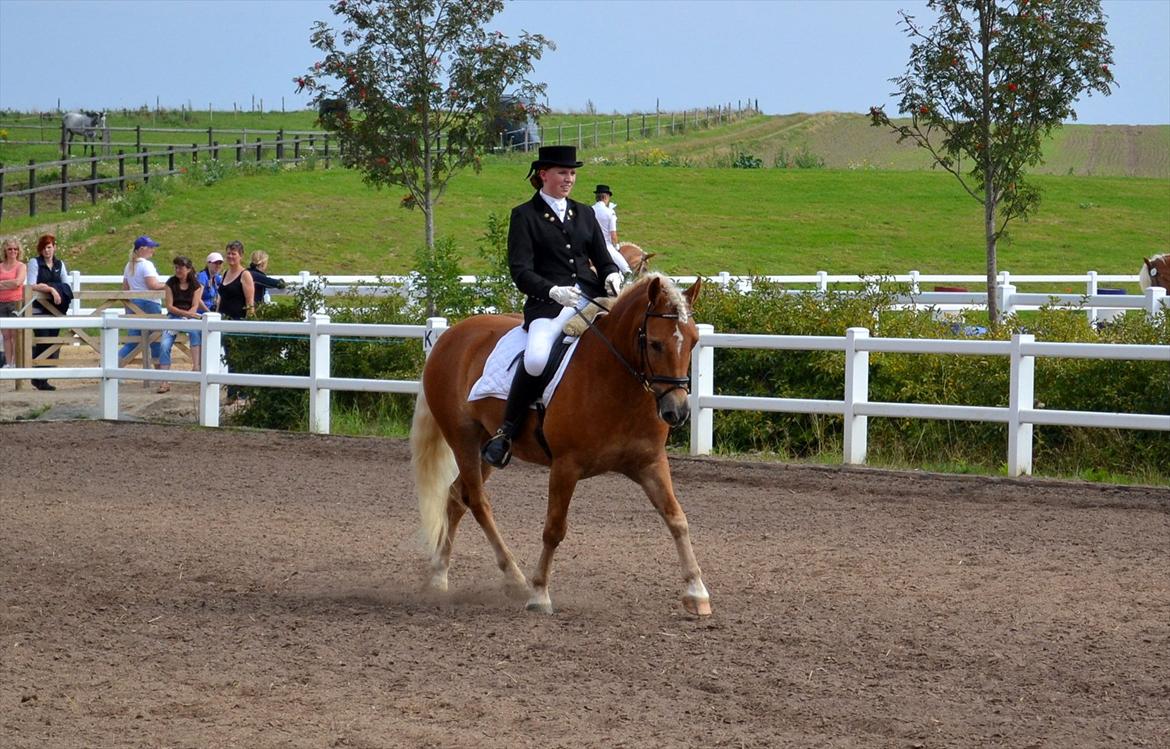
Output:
[570, 297, 692, 404]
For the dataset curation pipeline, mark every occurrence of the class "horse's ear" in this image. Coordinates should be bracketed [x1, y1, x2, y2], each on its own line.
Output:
[644, 252, 657, 261]
[684, 277, 702, 307]
[647, 275, 664, 303]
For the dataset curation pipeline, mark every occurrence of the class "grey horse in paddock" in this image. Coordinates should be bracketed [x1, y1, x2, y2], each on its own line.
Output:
[62, 111, 109, 156]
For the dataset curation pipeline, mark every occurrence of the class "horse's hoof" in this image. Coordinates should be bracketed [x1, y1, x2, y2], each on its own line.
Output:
[525, 601, 554, 614]
[682, 595, 712, 617]
[428, 571, 449, 592]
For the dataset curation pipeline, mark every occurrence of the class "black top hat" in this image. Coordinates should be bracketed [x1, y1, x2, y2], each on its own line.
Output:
[594, 184, 612, 196]
[527, 145, 583, 178]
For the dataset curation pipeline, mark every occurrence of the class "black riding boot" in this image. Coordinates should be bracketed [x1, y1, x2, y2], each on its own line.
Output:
[481, 363, 544, 468]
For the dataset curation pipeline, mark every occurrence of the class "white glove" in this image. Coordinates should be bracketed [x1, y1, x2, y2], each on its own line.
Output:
[549, 285, 581, 308]
[604, 272, 623, 297]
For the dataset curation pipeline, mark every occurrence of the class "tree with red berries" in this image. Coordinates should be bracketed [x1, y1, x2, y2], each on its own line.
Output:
[870, 0, 1114, 324]
[297, 0, 551, 250]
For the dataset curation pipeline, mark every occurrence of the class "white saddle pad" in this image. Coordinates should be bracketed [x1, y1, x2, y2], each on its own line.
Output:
[468, 325, 580, 406]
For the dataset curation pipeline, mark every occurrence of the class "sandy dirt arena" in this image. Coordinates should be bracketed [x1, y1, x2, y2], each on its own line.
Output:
[1, 419, 1168, 749]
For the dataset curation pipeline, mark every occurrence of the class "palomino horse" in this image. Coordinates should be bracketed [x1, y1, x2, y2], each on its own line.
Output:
[411, 273, 711, 616]
[1139, 254, 1170, 293]
[617, 242, 656, 276]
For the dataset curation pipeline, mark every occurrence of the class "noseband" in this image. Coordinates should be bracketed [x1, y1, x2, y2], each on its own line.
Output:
[574, 299, 692, 405]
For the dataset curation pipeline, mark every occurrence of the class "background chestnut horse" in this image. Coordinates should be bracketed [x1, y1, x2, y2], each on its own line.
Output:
[617, 241, 655, 275]
[411, 274, 711, 615]
[1139, 254, 1170, 293]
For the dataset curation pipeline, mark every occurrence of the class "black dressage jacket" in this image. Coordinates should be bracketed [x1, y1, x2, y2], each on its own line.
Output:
[508, 191, 619, 327]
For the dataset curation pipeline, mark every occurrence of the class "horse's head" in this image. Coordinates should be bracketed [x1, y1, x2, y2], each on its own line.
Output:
[618, 242, 655, 276]
[606, 273, 702, 427]
[1139, 254, 1170, 292]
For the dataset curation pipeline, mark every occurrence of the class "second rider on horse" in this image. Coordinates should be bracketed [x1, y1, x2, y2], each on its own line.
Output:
[480, 145, 624, 468]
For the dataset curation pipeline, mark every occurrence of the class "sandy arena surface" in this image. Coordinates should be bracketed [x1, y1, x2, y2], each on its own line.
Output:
[1, 413, 1167, 748]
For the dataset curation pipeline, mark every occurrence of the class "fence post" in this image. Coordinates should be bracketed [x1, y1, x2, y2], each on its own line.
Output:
[908, 270, 920, 295]
[1144, 286, 1167, 318]
[294, 137, 301, 161]
[100, 309, 123, 420]
[1086, 270, 1099, 326]
[235, 139, 241, 163]
[843, 327, 870, 465]
[689, 323, 715, 455]
[255, 137, 262, 162]
[69, 270, 82, 316]
[816, 270, 828, 292]
[117, 150, 125, 192]
[424, 316, 448, 359]
[89, 156, 98, 204]
[277, 128, 284, 161]
[1007, 333, 1035, 476]
[0, 163, 5, 223]
[199, 312, 222, 427]
[324, 134, 330, 168]
[309, 313, 331, 434]
[142, 149, 150, 185]
[191, 143, 198, 164]
[207, 127, 213, 148]
[996, 281, 1017, 318]
[135, 125, 142, 153]
[59, 160, 68, 212]
[27, 159, 36, 217]
[167, 145, 175, 174]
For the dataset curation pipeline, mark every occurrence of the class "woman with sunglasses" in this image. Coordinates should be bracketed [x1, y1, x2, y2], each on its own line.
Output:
[0, 237, 27, 368]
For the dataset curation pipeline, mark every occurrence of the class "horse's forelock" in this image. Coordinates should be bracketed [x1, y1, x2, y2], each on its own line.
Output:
[616, 272, 690, 324]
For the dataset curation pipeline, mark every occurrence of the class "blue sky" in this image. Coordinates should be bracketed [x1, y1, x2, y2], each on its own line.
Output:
[1, 0, 1166, 124]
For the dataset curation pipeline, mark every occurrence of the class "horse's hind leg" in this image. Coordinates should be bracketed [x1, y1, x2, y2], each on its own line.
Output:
[450, 438, 529, 596]
[526, 461, 580, 614]
[429, 479, 467, 591]
[635, 456, 712, 616]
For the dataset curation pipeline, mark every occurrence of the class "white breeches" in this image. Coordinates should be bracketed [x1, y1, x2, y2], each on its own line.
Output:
[607, 244, 631, 273]
[524, 290, 589, 376]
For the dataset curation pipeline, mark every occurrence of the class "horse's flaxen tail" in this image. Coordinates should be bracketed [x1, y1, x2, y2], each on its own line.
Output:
[410, 389, 457, 555]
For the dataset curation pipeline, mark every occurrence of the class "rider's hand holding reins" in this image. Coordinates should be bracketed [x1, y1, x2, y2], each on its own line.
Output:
[604, 272, 623, 297]
[550, 286, 581, 308]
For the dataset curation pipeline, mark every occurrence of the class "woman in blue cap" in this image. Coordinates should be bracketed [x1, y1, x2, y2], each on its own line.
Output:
[118, 235, 167, 366]
[481, 145, 623, 468]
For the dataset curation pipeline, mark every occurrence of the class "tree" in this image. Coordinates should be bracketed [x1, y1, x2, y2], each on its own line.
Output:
[869, 0, 1114, 324]
[296, 0, 552, 251]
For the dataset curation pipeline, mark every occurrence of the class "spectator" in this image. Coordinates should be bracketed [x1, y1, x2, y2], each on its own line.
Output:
[216, 240, 255, 403]
[25, 234, 73, 390]
[0, 237, 28, 368]
[117, 236, 167, 367]
[247, 249, 286, 305]
[592, 184, 629, 273]
[156, 256, 204, 394]
[197, 252, 224, 313]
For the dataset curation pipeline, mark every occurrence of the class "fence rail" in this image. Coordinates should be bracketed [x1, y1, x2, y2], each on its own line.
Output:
[52, 269, 1169, 325]
[0, 133, 332, 223]
[1, 311, 1166, 477]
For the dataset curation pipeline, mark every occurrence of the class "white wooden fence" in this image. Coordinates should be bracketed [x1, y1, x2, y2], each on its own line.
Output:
[58, 269, 1168, 323]
[2, 310, 1166, 477]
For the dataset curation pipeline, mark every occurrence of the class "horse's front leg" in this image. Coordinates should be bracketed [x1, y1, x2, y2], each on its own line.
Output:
[635, 456, 712, 616]
[527, 461, 579, 614]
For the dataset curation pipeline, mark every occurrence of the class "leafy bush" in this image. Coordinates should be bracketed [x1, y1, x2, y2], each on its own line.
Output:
[731, 151, 763, 169]
[685, 279, 1170, 480]
[774, 146, 826, 169]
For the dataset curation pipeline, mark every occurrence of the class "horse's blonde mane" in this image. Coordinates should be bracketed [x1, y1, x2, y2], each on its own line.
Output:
[617, 271, 691, 324]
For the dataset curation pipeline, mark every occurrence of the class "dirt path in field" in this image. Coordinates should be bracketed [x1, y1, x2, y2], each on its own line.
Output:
[2, 421, 1167, 748]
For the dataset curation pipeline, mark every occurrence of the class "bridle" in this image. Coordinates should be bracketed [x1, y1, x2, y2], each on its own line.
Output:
[573, 299, 693, 405]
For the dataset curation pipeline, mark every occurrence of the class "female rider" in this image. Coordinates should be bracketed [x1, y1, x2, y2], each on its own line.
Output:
[481, 145, 623, 468]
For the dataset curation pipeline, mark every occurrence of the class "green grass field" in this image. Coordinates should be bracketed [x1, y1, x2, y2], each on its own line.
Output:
[0, 109, 1166, 277]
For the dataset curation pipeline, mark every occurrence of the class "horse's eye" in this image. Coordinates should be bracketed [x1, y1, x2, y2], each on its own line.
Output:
[649, 340, 664, 353]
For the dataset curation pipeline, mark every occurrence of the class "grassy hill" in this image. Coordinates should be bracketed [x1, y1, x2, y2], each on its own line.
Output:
[0, 109, 1166, 277]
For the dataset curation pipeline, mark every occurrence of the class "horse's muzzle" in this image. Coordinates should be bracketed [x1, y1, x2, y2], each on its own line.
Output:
[658, 390, 691, 427]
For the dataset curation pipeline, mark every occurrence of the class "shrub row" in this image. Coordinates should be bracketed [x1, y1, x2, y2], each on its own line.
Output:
[226, 229, 1168, 482]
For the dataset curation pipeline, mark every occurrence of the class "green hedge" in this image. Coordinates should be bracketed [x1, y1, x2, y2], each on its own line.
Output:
[684, 280, 1169, 481]
[226, 267, 1168, 482]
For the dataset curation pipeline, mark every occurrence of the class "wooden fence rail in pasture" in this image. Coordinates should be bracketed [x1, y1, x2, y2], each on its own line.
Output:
[0, 133, 331, 222]
[0, 312, 1164, 477]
